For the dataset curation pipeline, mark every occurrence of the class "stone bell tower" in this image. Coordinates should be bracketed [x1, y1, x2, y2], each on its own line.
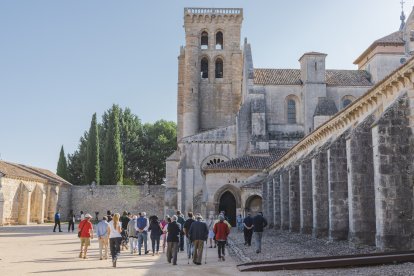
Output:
[177, 8, 244, 140]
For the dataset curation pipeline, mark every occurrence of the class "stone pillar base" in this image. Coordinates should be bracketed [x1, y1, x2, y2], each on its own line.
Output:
[376, 235, 413, 251]
[349, 231, 376, 246]
[300, 227, 312, 235]
[312, 228, 328, 238]
[329, 230, 348, 241]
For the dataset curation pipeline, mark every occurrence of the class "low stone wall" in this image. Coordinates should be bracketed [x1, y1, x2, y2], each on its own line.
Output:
[71, 185, 165, 219]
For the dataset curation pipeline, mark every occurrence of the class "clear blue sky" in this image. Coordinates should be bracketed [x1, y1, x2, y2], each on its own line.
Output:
[0, 0, 408, 172]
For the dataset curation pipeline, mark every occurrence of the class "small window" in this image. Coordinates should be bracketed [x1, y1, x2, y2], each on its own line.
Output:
[216, 31, 223, 50]
[201, 58, 208, 79]
[287, 99, 296, 124]
[201, 31, 208, 49]
[342, 99, 352, 109]
[215, 58, 223, 78]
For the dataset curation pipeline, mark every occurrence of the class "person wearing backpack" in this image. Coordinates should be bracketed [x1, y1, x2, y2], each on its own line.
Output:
[148, 215, 163, 256]
[53, 209, 62, 232]
[136, 212, 149, 255]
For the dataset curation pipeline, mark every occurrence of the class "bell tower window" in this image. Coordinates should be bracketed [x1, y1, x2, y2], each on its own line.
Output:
[201, 58, 208, 79]
[201, 31, 208, 49]
[215, 58, 223, 78]
[216, 31, 223, 50]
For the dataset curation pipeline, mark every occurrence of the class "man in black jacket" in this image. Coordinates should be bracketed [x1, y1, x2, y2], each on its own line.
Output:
[252, 212, 268, 253]
[189, 214, 209, 265]
[167, 215, 181, 265]
[183, 212, 195, 259]
[243, 213, 254, 246]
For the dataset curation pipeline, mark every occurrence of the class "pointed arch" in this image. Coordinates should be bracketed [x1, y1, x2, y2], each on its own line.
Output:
[200, 31, 208, 49]
[215, 31, 223, 50]
[215, 57, 224, 78]
[200, 57, 209, 79]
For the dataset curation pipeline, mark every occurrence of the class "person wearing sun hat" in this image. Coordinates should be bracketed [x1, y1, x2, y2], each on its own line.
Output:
[78, 213, 94, 259]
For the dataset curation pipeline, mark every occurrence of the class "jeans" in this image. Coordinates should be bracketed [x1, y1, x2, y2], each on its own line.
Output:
[254, 231, 263, 252]
[237, 222, 243, 231]
[151, 236, 160, 253]
[166, 242, 178, 264]
[217, 240, 226, 258]
[98, 236, 109, 259]
[53, 220, 61, 232]
[192, 240, 204, 264]
[186, 237, 193, 258]
[68, 220, 74, 232]
[137, 231, 148, 254]
[179, 233, 184, 251]
[244, 228, 253, 245]
[129, 237, 137, 254]
[109, 237, 122, 261]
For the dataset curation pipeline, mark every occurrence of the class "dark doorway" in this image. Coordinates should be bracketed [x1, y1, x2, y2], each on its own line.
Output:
[219, 191, 236, 227]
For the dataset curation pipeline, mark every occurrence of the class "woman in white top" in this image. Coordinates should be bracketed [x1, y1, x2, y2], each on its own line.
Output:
[206, 215, 216, 248]
[109, 213, 122, 267]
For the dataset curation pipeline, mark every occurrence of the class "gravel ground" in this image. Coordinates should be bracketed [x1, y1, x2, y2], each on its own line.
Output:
[227, 228, 414, 275]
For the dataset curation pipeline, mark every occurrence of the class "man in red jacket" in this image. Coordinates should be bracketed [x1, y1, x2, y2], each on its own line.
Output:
[213, 215, 230, 261]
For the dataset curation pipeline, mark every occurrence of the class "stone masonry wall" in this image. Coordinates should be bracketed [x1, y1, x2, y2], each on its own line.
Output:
[71, 185, 165, 219]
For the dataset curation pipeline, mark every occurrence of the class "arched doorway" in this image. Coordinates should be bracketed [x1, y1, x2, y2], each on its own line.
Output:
[245, 195, 262, 216]
[219, 191, 236, 227]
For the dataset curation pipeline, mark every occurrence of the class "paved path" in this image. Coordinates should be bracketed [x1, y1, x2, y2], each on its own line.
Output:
[0, 224, 262, 275]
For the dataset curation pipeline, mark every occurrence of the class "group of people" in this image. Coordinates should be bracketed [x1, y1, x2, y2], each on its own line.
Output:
[63, 208, 267, 268]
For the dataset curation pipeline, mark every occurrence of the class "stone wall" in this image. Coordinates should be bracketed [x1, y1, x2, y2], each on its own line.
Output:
[71, 185, 165, 219]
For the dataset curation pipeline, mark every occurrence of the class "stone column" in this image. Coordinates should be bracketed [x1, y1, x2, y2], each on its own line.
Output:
[312, 151, 329, 238]
[289, 165, 300, 232]
[280, 171, 290, 230]
[18, 185, 31, 225]
[267, 177, 274, 228]
[262, 179, 269, 220]
[372, 94, 414, 250]
[273, 173, 281, 229]
[327, 135, 349, 241]
[299, 160, 313, 234]
[346, 115, 376, 245]
[39, 188, 46, 224]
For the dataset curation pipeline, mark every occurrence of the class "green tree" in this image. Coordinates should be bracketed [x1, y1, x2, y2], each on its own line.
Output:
[84, 113, 100, 184]
[141, 120, 177, 185]
[102, 104, 124, 185]
[67, 133, 88, 185]
[56, 145, 68, 180]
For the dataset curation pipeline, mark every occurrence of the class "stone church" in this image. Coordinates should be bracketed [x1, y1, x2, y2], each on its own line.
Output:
[164, 7, 411, 226]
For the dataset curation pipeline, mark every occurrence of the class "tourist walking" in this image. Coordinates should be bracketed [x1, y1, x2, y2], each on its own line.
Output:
[80, 210, 85, 221]
[206, 215, 216, 248]
[120, 211, 130, 251]
[53, 209, 62, 232]
[213, 215, 230, 261]
[78, 213, 93, 259]
[127, 215, 138, 254]
[67, 209, 75, 232]
[96, 216, 110, 260]
[160, 215, 169, 253]
[109, 213, 122, 267]
[106, 210, 112, 222]
[166, 215, 181, 265]
[252, 212, 268, 253]
[237, 214, 243, 232]
[176, 211, 185, 252]
[136, 212, 149, 255]
[188, 214, 209, 265]
[183, 212, 195, 259]
[148, 215, 163, 255]
[243, 212, 254, 246]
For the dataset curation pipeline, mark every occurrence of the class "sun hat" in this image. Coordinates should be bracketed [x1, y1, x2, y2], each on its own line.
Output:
[85, 213, 92, 219]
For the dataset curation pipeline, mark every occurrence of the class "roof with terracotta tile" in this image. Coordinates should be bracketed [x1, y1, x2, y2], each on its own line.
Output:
[0, 161, 71, 185]
[253, 69, 372, 86]
[203, 149, 288, 171]
[354, 30, 404, 64]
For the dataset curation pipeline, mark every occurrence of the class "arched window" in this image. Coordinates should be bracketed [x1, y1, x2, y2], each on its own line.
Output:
[287, 99, 296, 124]
[342, 99, 352, 109]
[201, 31, 208, 49]
[216, 31, 223, 50]
[215, 58, 223, 78]
[201, 57, 208, 79]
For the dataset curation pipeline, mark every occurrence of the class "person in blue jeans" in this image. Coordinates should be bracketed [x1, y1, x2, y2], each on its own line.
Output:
[236, 214, 243, 232]
[136, 212, 149, 255]
[252, 212, 268, 254]
[53, 210, 62, 232]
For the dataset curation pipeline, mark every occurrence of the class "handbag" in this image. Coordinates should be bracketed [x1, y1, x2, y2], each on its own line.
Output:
[78, 221, 86, 238]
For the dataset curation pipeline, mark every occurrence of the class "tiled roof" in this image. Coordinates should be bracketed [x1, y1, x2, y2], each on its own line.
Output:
[314, 97, 338, 116]
[253, 69, 372, 86]
[354, 31, 404, 64]
[0, 161, 71, 185]
[204, 149, 288, 171]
